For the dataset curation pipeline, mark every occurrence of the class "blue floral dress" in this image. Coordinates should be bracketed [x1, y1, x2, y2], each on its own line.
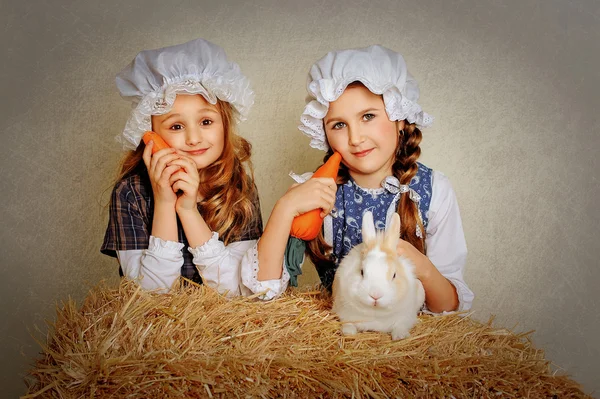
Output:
[317, 162, 433, 289]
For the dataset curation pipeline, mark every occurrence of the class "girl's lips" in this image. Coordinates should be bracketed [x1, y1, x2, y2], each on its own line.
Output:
[353, 149, 373, 157]
[186, 148, 208, 156]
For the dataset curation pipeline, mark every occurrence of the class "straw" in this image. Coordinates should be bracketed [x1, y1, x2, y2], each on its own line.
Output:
[24, 279, 591, 398]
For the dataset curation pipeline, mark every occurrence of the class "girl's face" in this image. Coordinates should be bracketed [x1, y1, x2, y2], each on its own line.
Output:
[151, 94, 225, 170]
[324, 85, 404, 188]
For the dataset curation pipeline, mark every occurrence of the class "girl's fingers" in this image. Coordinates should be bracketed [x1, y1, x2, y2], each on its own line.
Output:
[152, 152, 180, 178]
[168, 170, 196, 187]
[172, 180, 194, 195]
[282, 177, 338, 216]
[172, 181, 182, 193]
[159, 165, 181, 182]
[317, 196, 335, 216]
[321, 196, 336, 217]
[306, 179, 332, 193]
[173, 151, 198, 166]
[295, 177, 337, 216]
[319, 201, 333, 218]
[318, 198, 334, 218]
[312, 177, 335, 184]
[319, 179, 337, 217]
[313, 177, 336, 188]
[154, 147, 178, 158]
[168, 158, 197, 176]
[142, 141, 154, 170]
[174, 151, 196, 162]
[324, 189, 336, 203]
[168, 172, 183, 187]
[149, 147, 177, 170]
[313, 178, 337, 199]
[325, 199, 336, 214]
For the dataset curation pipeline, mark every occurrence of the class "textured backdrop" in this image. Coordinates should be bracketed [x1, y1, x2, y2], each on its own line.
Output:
[1, 0, 598, 397]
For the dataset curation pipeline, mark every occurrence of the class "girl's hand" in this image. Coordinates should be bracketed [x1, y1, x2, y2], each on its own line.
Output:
[142, 140, 181, 206]
[396, 239, 434, 281]
[168, 151, 201, 213]
[279, 177, 337, 218]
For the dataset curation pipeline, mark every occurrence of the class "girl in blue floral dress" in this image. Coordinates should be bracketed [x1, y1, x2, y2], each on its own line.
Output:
[263, 45, 474, 314]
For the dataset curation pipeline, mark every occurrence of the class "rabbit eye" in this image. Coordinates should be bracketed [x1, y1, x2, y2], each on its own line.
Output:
[360, 269, 364, 277]
[392, 272, 396, 279]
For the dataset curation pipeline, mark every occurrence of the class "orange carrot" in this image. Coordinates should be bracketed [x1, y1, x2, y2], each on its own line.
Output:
[290, 152, 342, 240]
[142, 131, 184, 174]
[142, 131, 171, 153]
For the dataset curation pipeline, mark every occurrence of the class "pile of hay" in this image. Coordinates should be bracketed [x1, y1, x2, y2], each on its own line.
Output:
[25, 280, 590, 398]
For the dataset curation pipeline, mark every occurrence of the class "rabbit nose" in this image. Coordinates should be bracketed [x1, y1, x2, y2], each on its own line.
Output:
[369, 293, 382, 301]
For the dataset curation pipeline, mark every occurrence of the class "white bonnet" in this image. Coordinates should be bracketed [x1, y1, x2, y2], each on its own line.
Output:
[298, 45, 433, 151]
[115, 38, 254, 150]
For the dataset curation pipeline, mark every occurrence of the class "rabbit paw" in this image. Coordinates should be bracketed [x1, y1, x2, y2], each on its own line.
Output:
[391, 328, 410, 340]
[341, 323, 358, 336]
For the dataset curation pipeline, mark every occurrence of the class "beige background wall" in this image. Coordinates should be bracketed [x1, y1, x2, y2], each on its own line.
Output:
[1, 0, 598, 396]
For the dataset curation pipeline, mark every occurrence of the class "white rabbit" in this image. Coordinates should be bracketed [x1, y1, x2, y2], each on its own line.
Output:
[332, 211, 425, 340]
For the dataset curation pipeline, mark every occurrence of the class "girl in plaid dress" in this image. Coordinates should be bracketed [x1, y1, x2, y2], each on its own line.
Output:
[101, 38, 334, 299]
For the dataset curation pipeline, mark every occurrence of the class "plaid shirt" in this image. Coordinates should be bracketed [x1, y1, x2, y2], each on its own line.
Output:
[101, 171, 263, 284]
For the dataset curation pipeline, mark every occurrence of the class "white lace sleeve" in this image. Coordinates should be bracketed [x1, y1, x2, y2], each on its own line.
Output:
[188, 232, 258, 298]
[240, 239, 291, 301]
[289, 171, 314, 183]
[424, 170, 475, 313]
[117, 236, 184, 293]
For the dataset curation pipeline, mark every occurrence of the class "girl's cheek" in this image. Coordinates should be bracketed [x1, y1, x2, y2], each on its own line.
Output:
[374, 124, 394, 139]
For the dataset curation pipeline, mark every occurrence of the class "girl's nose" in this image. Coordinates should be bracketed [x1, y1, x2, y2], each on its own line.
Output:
[348, 126, 365, 146]
[185, 127, 203, 147]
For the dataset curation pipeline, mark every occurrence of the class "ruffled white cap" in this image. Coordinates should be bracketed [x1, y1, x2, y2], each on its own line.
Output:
[298, 45, 433, 151]
[115, 38, 255, 150]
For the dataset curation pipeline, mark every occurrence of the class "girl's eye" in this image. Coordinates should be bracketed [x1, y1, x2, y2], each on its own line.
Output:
[363, 113, 375, 121]
[170, 124, 183, 131]
[201, 119, 213, 126]
[392, 272, 396, 280]
[332, 122, 346, 130]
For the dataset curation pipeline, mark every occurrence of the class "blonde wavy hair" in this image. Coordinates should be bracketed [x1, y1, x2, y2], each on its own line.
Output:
[113, 99, 257, 245]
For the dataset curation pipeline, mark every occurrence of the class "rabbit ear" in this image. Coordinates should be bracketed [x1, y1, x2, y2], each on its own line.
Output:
[362, 211, 376, 243]
[384, 213, 401, 249]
